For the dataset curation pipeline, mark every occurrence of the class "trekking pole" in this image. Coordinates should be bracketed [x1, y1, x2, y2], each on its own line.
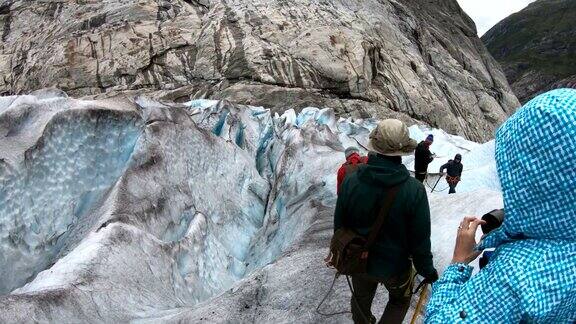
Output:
[410, 284, 429, 324]
[352, 137, 369, 151]
[430, 176, 442, 193]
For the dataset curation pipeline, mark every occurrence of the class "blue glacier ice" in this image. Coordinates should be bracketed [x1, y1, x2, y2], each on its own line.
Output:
[0, 93, 504, 323]
[0, 98, 142, 294]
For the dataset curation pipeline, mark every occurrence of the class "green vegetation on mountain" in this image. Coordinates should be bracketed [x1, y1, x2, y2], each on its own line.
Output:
[482, 0, 576, 103]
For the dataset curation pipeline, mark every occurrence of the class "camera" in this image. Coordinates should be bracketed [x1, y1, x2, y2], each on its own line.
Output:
[479, 209, 504, 269]
[481, 209, 505, 234]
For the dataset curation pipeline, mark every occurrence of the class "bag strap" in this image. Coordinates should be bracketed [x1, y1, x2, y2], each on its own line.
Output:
[364, 185, 400, 249]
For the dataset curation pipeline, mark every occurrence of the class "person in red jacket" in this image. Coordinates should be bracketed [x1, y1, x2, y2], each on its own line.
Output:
[337, 147, 368, 194]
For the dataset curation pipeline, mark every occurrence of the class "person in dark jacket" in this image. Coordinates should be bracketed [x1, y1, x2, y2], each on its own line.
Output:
[414, 134, 435, 183]
[334, 119, 438, 324]
[337, 147, 368, 195]
[439, 154, 463, 194]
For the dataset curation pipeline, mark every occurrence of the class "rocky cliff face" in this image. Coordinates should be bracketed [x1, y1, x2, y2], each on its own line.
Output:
[0, 0, 518, 141]
[483, 0, 576, 104]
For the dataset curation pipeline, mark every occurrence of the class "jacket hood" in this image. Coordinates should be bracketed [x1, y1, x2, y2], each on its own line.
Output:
[356, 154, 410, 187]
[346, 152, 363, 164]
[480, 89, 576, 249]
[344, 147, 360, 159]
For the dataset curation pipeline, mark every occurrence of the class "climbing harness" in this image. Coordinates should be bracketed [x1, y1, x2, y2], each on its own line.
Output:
[446, 175, 460, 185]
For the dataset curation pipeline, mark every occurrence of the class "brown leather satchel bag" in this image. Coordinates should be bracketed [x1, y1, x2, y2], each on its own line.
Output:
[329, 186, 400, 275]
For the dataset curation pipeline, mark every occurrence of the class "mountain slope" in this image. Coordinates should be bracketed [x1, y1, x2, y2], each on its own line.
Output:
[0, 0, 518, 141]
[482, 0, 576, 103]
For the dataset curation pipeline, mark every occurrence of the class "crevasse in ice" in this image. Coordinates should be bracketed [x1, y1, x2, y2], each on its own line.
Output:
[0, 92, 502, 322]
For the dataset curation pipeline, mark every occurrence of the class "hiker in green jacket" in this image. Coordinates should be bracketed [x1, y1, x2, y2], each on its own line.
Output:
[334, 119, 438, 324]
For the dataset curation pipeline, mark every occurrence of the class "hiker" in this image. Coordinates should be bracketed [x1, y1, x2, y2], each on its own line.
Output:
[439, 154, 463, 194]
[334, 119, 438, 324]
[414, 134, 435, 183]
[425, 89, 576, 323]
[337, 147, 368, 195]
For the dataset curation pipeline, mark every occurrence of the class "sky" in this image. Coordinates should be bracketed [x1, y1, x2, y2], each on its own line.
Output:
[457, 0, 538, 36]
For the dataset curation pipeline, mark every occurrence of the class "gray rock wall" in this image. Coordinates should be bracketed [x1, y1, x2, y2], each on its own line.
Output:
[0, 0, 519, 141]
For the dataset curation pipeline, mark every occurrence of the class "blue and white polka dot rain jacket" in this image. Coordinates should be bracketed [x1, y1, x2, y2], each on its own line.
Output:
[425, 89, 576, 323]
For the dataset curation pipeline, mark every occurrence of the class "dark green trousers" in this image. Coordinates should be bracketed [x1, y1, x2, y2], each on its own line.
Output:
[350, 267, 415, 324]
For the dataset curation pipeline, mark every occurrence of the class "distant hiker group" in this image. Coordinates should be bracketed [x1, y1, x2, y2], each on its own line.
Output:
[337, 134, 464, 195]
[414, 134, 463, 194]
[336, 134, 464, 194]
[325, 88, 576, 324]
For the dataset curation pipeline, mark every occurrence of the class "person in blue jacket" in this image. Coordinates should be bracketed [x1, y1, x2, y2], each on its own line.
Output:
[425, 89, 576, 323]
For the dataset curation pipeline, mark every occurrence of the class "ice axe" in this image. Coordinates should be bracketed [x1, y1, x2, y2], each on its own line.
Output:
[410, 284, 429, 324]
[430, 175, 443, 193]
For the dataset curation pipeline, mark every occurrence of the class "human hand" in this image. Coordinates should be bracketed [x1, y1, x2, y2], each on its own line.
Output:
[423, 269, 439, 284]
[451, 217, 486, 264]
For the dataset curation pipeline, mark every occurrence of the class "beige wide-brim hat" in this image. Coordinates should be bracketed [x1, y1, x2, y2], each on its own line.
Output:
[367, 119, 417, 156]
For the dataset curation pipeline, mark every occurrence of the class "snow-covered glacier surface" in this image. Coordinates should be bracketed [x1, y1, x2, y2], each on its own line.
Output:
[0, 91, 503, 323]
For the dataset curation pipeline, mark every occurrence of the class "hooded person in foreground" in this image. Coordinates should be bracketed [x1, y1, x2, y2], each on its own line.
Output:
[425, 89, 576, 323]
[334, 119, 438, 324]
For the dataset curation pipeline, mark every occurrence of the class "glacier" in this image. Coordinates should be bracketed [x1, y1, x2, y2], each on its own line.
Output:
[0, 90, 503, 323]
